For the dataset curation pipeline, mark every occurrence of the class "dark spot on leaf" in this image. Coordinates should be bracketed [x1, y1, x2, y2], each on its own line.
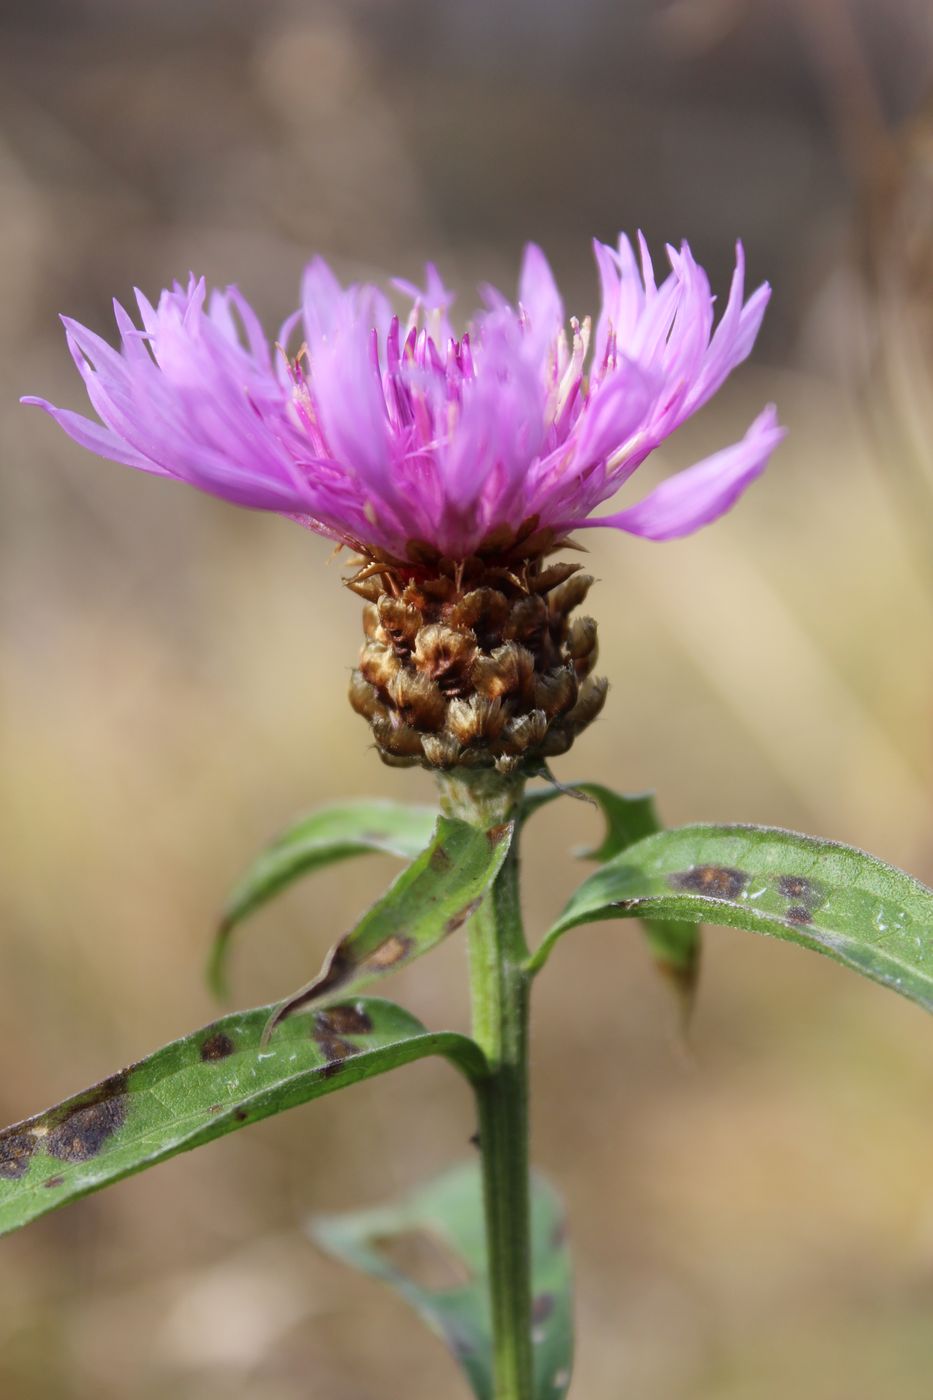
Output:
[486, 823, 511, 847]
[533, 1293, 556, 1323]
[785, 905, 813, 924]
[46, 1075, 129, 1163]
[430, 844, 452, 872]
[777, 875, 825, 907]
[551, 1217, 568, 1250]
[233, 1108, 248, 1122]
[314, 1004, 374, 1037]
[444, 897, 483, 935]
[44, 1175, 65, 1189]
[669, 866, 747, 900]
[362, 932, 414, 971]
[314, 1035, 359, 1077]
[0, 1131, 37, 1180]
[200, 1030, 236, 1062]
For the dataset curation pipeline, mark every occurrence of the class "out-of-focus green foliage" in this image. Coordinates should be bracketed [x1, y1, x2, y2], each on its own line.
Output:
[311, 1162, 573, 1400]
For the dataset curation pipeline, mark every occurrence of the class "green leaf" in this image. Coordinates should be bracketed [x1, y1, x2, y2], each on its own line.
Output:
[311, 1161, 573, 1400]
[0, 1000, 486, 1238]
[523, 783, 700, 1004]
[211, 800, 439, 995]
[532, 823, 933, 1013]
[266, 816, 513, 1034]
[565, 784, 663, 862]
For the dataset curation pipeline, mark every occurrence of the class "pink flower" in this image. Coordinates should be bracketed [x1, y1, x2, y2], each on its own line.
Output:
[24, 236, 782, 562]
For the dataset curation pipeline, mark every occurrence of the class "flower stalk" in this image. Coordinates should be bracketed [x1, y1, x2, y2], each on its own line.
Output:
[439, 767, 534, 1400]
[471, 834, 534, 1400]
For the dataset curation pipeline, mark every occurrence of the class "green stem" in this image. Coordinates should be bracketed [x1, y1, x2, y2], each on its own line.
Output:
[469, 832, 534, 1400]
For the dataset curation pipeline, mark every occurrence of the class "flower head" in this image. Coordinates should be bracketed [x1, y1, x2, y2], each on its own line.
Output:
[24, 236, 781, 565]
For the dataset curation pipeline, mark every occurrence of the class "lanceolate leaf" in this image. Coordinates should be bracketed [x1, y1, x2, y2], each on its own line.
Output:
[266, 817, 513, 1033]
[523, 783, 700, 999]
[0, 1000, 486, 1237]
[311, 1161, 573, 1400]
[211, 801, 438, 995]
[531, 823, 933, 1013]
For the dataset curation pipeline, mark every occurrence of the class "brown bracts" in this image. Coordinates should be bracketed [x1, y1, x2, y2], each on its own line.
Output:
[348, 553, 608, 772]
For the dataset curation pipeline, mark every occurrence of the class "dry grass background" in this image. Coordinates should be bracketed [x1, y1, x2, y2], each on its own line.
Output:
[2, 2, 933, 1396]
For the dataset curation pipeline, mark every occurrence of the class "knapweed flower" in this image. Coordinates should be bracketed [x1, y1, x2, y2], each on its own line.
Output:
[25, 235, 782, 773]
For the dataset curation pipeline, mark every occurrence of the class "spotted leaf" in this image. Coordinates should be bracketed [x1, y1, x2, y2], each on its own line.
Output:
[211, 800, 439, 995]
[311, 1161, 573, 1400]
[264, 816, 512, 1033]
[0, 999, 486, 1237]
[530, 824, 933, 1014]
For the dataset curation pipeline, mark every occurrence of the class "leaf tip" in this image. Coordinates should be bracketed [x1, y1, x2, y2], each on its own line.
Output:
[205, 929, 232, 1001]
[654, 950, 701, 1035]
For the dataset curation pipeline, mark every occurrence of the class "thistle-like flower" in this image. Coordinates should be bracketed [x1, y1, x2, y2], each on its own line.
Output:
[24, 235, 782, 772]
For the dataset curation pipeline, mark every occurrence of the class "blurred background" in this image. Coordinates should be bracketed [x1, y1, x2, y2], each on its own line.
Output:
[2, 1, 933, 1396]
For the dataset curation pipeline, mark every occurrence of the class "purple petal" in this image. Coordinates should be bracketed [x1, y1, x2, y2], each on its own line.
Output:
[579, 405, 784, 540]
[311, 329, 393, 491]
[23, 233, 780, 561]
[111, 300, 152, 367]
[685, 243, 771, 413]
[591, 238, 621, 371]
[393, 263, 455, 315]
[519, 242, 564, 345]
[225, 286, 272, 368]
[569, 362, 657, 471]
[301, 257, 346, 343]
[21, 398, 170, 474]
[635, 231, 657, 297]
